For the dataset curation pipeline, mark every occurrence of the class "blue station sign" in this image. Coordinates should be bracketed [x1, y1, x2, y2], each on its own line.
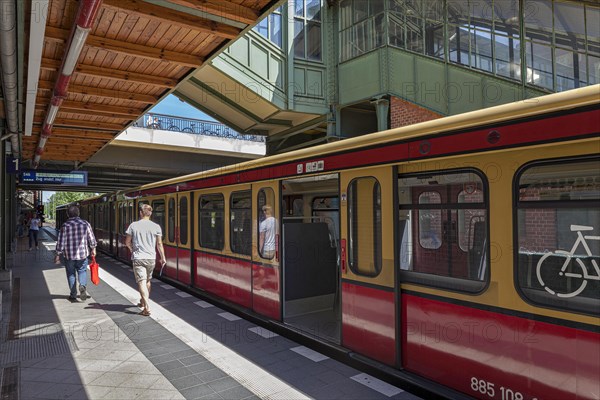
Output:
[20, 170, 88, 186]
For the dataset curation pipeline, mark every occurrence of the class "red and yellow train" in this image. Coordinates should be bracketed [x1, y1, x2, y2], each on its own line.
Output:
[58, 85, 600, 399]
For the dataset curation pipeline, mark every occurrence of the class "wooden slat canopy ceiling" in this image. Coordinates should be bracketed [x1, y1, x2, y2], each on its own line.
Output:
[26, 0, 276, 166]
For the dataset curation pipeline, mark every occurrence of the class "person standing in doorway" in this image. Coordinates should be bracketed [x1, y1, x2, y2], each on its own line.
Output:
[259, 205, 277, 259]
[28, 213, 41, 250]
[125, 204, 166, 316]
[54, 205, 97, 302]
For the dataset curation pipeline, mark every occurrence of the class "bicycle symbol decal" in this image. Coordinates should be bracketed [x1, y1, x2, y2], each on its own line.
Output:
[536, 225, 600, 298]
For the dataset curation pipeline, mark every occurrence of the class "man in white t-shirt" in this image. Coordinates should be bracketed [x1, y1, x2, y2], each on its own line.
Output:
[125, 204, 166, 316]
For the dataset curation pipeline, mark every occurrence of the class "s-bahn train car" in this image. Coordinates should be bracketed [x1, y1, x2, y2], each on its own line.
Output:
[55, 204, 68, 229]
[64, 86, 599, 399]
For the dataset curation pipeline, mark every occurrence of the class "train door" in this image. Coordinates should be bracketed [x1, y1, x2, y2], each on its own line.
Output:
[117, 201, 125, 260]
[340, 168, 396, 366]
[177, 193, 192, 285]
[162, 193, 191, 284]
[150, 198, 166, 278]
[280, 173, 341, 343]
[163, 194, 178, 280]
[109, 201, 116, 255]
[116, 200, 133, 261]
[126, 201, 134, 259]
[252, 182, 281, 320]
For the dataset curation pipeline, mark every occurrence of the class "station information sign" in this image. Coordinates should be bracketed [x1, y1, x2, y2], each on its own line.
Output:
[20, 170, 88, 186]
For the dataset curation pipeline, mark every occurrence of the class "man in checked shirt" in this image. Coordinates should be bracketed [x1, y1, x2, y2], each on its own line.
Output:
[54, 205, 97, 302]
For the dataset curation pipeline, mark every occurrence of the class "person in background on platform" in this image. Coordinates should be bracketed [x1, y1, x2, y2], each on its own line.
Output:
[54, 205, 97, 302]
[125, 204, 166, 317]
[146, 114, 153, 128]
[17, 212, 25, 238]
[28, 213, 41, 250]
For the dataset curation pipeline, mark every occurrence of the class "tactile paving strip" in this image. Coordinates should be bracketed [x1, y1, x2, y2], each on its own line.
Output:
[0, 331, 78, 364]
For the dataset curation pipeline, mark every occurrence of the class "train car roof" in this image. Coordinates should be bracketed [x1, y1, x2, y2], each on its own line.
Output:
[123, 85, 599, 195]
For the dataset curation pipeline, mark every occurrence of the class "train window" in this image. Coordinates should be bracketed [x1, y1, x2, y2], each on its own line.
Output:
[515, 157, 600, 316]
[101, 205, 106, 230]
[418, 192, 442, 249]
[348, 177, 382, 276]
[231, 191, 252, 256]
[199, 194, 224, 250]
[398, 170, 488, 293]
[111, 203, 116, 235]
[168, 198, 175, 243]
[125, 203, 130, 231]
[179, 197, 188, 246]
[152, 200, 165, 238]
[258, 188, 276, 259]
[313, 197, 340, 248]
[103, 205, 108, 230]
[119, 203, 125, 234]
[292, 198, 304, 216]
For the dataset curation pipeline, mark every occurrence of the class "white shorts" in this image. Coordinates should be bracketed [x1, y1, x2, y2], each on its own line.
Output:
[133, 259, 156, 283]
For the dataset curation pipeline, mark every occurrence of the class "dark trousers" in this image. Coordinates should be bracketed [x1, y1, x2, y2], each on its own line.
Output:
[29, 229, 39, 248]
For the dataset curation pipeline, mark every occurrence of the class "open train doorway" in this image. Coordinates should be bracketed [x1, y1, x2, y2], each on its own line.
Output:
[281, 173, 340, 344]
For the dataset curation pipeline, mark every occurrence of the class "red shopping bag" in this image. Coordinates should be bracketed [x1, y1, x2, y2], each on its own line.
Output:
[90, 256, 100, 285]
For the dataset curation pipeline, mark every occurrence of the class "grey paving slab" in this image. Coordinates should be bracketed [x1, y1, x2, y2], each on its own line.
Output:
[195, 368, 229, 383]
[215, 385, 255, 400]
[180, 383, 217, 399]
[207, 376, 241, 393]
[179, 354, 208, 366]
[153, 358, 185, 372]
[171, 374, 207, 391]
[162, 365, 195, 380]
[187, 361, 219, 374]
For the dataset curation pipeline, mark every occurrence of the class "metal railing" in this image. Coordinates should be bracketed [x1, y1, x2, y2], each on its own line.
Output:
[135, 113, 266, 143]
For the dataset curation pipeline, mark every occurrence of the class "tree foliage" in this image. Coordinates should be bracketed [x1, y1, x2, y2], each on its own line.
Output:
[46, 192, 97, 219]
[52, 192, 96, 206]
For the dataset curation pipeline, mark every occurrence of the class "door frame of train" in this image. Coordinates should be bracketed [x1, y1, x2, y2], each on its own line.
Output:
[279, 173, 342, 343]
[109, 201, 115, 255]
[251, 181, 281, 320]
[177, 191, 192, 285]
[392, 165, 401, 368]
[164, 193, 179, 280]
[339, 166, 397, 366]
[163, 192, 193, 284]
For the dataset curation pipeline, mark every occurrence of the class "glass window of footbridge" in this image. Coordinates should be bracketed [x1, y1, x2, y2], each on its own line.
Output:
[515, 157, 600, 316]
[294, 0, 322, 61]
[340, 0, 385, 61]
[340, 0, 599, 91]
[254, 6, 283, 47]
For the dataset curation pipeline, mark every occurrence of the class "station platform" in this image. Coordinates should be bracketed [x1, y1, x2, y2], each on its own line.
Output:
[0, 228, 423, 400]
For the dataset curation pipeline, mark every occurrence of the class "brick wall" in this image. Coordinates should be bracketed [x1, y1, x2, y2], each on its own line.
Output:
[390, 97, 442, 128]
[518, 188, 558, 252]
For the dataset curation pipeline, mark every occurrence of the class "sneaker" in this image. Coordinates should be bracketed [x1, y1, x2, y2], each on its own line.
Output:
[28, 248, 32, 251]
[79, 285, 89, 301]
[68, 296, 77, 302]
